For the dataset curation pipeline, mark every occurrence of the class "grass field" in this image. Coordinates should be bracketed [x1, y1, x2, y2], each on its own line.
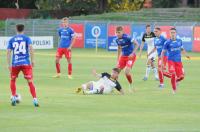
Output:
[0, 49, 200, 132]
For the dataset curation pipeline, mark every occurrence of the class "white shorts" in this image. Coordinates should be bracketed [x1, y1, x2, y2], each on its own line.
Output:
[148, 52, 157, 61]
[91, 81, 112, 94]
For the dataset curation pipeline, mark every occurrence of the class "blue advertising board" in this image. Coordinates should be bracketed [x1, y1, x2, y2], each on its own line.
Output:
[85, 23, 107, 48]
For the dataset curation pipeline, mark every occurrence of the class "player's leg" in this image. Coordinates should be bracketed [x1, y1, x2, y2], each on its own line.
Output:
[10, 66, 20, 106]
[168, 61, 177, 94]
[150, 57, 159, 81]
[54, 48, 63, 78]
[143, 58, 151, 81]
[65, 49, 72, 79]
[125, 55, 136, 92]
[175, 62, 185, 83]
[23, 66, 39, 107]
[158, 57, 164, 88]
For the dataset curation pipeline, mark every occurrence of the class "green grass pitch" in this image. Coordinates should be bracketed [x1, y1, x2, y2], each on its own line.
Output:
[0, 49, 200, 132]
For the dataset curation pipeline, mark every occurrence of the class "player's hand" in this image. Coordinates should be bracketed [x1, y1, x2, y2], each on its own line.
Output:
[92, 69, 97, 76]
[8, 66, 11, 72]
[186, 55, 191, 60]
[129, 53, 135, 59]
[68, 47, 72, 50]
[31, 61, 35, 67]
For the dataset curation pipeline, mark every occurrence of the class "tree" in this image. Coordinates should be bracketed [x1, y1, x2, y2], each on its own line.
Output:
[153, 0, 181, 8]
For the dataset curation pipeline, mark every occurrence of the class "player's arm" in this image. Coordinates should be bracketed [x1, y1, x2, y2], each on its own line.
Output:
[69, 35, 76, 50]
[132, 39, 139, 55]
[161, 49, 166, 71]
[138, 37, 145, 57]
[92, 69, 102, 78]
[115, 82, 124, 95]
[181, 47, 190, 59]
[7, 49, 12, 71]
[29, 45, 35, 67]
[117, 46, 122, 60]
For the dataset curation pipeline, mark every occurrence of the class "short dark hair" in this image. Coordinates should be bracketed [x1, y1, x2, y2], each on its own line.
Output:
[155, 27, 161, 31]
[146, 24, 151, 28]
[112, 68, 120, 73]
[116, 26, 123, 32]
[170, 27, 176, 31]
[16, 24, 24, 32]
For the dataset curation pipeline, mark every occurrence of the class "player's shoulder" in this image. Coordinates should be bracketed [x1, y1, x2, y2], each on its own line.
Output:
[101, 72, 110, 77]
[164, 39, 171, 44]
[123, 34, 131, 40]
[150, 32, 156, 37]
[176, 38, 182, 42]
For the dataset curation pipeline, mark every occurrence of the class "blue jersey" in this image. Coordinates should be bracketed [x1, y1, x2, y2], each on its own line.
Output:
[116, 34, 134, 56]
[7, 34, 32, 66]
[154, 35, 167, 57]
[163, 38, 183, 62]
[58, 27, 75, 48]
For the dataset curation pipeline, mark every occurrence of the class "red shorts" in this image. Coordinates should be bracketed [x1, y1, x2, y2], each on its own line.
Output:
[56, 48, 71, 59]
[158, 56, 168, 71]
[117, 55, 136, 69]
[11, 65, 33, 79]
[168, 60, 184, 78]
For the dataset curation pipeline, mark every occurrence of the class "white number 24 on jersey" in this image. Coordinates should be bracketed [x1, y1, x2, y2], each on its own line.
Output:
[13, 41, 26, 54]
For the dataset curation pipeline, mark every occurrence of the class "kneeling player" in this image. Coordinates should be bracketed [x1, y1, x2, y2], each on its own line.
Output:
[76, 68, 124, 95]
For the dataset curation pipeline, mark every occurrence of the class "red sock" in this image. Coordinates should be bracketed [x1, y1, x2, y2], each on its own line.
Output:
[171, 74, 176, 91]
[10, 79, 16, 96]
[56, 63, 60, 73]
[158, 70, 164, 84]
[177, 76, 184, 82]
[28, 82, 37, 98]
[68, 63, 72, 75]
[126, 74, 132, 84]
[163, 72, 172, 78]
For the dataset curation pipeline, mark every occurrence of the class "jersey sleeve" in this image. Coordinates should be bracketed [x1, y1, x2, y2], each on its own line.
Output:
[7, 38, 13, 50]
[163, 41, 169, 51]
[142, 33, 145, 42]
[27, 37, 32, 45]
[58, 28, 61, 37]
[115, 81, 122, 91]
[70, 28, 75, 38]
[152, 32, 156, 37]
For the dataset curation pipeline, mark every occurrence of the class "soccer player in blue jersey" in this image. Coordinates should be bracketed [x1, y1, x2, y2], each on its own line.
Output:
[148, 27, 169, 88]
[54, 17, 76, 79]
[7, 24, 39, 107]
[161, 28, 190, 94]
[115, 26, 139, 92]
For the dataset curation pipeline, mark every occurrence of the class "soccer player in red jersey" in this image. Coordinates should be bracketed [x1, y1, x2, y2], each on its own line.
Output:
[115, 26, 139, 92]
[7, 24, 39, 107]
[54, 17, 76, 79]
[161, 28, 190, 94]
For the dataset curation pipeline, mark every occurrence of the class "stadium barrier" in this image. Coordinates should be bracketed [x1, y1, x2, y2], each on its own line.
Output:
[1, 19, 200, 52]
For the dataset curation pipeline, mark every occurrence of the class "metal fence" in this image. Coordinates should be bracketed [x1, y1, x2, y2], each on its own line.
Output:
[1, 19, 200, 51]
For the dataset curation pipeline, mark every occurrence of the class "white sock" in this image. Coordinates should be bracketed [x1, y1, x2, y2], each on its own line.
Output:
[145, 66, 151, 77]
[152, 67, 158, 78]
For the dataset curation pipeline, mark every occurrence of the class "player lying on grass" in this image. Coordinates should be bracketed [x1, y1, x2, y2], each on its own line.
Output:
[7, 24, 39, 107]
[76, 68, 124, 95]
[161, 27, 190, 94]
[115, 26, 139, 92]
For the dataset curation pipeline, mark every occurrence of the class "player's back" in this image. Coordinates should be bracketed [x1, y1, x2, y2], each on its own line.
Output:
[8, 34, 32, 66]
